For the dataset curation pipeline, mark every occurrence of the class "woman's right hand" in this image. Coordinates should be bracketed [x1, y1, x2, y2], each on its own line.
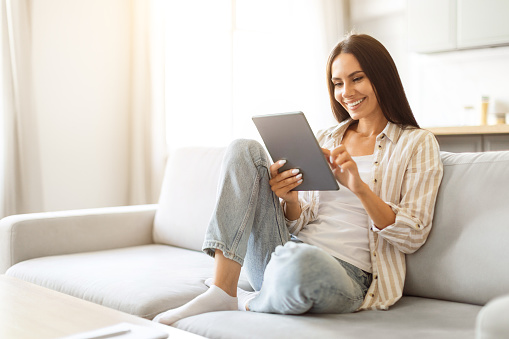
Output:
[268, 160, 303, 204]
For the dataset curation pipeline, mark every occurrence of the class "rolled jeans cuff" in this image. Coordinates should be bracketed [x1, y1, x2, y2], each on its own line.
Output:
[203, 240, 245, 266]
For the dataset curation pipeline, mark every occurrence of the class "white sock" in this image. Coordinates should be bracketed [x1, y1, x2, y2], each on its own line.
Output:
[204, 277, 259, 311]
[237, 288, 259, 311]
[204, 277, 214, 287]
[153, 285, 237, 325]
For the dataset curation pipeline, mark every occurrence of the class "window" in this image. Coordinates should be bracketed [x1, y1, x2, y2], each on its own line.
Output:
[163, 0, 342, 149]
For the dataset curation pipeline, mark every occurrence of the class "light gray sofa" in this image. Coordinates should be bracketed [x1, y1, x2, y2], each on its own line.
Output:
[1, 147, 509, 339]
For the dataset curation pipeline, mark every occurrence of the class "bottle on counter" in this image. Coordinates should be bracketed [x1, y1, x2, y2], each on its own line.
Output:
[481, 96, 489, 125]
[481, 96, 490, 125]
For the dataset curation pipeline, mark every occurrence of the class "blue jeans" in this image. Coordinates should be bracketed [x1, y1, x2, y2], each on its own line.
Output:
[202, 139, 371, 314]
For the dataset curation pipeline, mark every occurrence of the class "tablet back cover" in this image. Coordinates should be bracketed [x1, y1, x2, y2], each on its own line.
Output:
[252, 112, 339, 191]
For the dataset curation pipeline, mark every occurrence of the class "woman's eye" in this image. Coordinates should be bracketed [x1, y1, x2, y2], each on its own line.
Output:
[353, 76, 363, 82]
[334, 82, 343, 87]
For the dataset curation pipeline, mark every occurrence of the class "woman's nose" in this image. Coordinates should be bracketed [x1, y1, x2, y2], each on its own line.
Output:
[342, 82, 355, 98]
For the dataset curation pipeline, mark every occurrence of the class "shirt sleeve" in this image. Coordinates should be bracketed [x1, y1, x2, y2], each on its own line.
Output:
[372, 132, 444, 254]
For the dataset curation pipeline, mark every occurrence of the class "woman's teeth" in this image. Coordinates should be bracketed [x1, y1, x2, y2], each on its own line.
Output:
[347, 98, 364, 109]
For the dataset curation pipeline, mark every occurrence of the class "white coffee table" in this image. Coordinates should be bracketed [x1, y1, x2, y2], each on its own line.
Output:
[0, 275, 205, 339]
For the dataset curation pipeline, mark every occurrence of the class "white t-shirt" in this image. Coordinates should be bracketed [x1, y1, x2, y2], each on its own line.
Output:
[296, 154, 373, 273]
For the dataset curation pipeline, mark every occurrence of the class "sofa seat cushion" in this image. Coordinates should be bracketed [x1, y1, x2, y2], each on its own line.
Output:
[6, 244, 250, 319]
[176, 296, 481, 339]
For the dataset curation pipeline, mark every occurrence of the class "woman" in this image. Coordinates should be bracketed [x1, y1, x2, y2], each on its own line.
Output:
[154, 34, 443, 325]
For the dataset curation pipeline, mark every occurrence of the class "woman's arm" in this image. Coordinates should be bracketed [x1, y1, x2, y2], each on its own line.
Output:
[324, 146, 395, 229]
[284, 200, 302, 221]
[325, 131, 443, 254]
[373, 133, 443, 253]
[268, 160, 319, 233]
[355, 184, 395, 230]
[268, 160, 303, 220]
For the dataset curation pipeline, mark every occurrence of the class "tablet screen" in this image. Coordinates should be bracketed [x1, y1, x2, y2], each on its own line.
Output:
[252, 112, 339, 191]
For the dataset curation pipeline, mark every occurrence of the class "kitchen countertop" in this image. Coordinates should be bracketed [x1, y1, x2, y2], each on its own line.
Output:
[425, 125, 509, 136]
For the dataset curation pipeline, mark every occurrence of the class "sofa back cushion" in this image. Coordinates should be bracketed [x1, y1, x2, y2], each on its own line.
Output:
[153, 147, 226, 251]
[404, 151, 509, 305]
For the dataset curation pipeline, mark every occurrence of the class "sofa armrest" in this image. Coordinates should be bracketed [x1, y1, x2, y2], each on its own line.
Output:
[0, 204, 157, 273]
[476, 294, 509, 339]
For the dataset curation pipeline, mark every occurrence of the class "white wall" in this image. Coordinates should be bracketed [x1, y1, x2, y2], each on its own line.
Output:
[407, 46, 509, 127]
[32, 0, 130, 211]
[348, 0, 409, 88]
[348, 0, 509, 127]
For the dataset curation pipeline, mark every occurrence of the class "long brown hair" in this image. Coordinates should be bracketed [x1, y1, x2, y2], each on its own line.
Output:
[326, 34, 419, 128]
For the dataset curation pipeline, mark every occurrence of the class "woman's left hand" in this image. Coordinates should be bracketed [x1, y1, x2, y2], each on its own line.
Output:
[322, 146, 368, 195]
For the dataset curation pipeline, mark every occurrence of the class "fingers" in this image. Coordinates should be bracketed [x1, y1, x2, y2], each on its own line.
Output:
[321, 148, 331, 158]
[334, 152, 351, 169]
[269, 168, 302, 189]
[269, 167, 303, 197]
[273, 175, 303, 197]
[269, 159, 303, 200]
[330, 144, 347, 157]
[330, 145, 351, 171]
[322, 148, 333, 167]
[269, 159, 287, 178]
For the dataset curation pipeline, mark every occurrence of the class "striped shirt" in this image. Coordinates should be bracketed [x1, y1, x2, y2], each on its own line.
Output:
[286, 119, 444, 311]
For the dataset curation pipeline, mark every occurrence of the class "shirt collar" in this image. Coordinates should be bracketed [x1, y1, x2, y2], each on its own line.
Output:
[380, 121, 403, 144]
[327, 119, 403, 144]
[328, 119, 355, 140]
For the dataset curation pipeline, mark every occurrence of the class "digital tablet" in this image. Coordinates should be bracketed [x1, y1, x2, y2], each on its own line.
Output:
[252, 112, 339, 191]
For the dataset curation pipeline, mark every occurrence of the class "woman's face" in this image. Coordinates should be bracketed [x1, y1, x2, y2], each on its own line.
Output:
[331, 53, 383, 122]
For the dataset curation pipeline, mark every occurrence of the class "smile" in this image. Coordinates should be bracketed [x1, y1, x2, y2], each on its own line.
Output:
[346, 98, 365, 109]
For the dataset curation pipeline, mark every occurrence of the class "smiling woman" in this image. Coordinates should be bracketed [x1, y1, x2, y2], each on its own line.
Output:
[152, 34, 444, 325]
[326, 34, 419, 128]
[161, 0, 346, 149]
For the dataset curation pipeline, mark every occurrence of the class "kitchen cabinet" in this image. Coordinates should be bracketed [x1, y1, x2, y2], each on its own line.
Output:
[483, 135, 509, 151]
[427, 125, 509, 152]
[433, 135, 483, 153]
[408, 0, 509, 53]
[407, 0, 456, 53]
[458, 0, 509, 49]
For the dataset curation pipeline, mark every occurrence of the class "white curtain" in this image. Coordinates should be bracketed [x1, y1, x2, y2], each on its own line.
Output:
[0, 0, 340, 213]
[1, 0, 43, 217]
[127, 0, 168, 205]
[163, 0, 346, 150]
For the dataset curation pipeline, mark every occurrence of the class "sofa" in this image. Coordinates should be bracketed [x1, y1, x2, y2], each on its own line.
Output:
[1, 146, 509, 339]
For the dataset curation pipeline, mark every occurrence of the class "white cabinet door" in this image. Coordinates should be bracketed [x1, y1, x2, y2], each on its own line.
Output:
[407, 0, 457, 53]
[457, 0, 509, 48]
